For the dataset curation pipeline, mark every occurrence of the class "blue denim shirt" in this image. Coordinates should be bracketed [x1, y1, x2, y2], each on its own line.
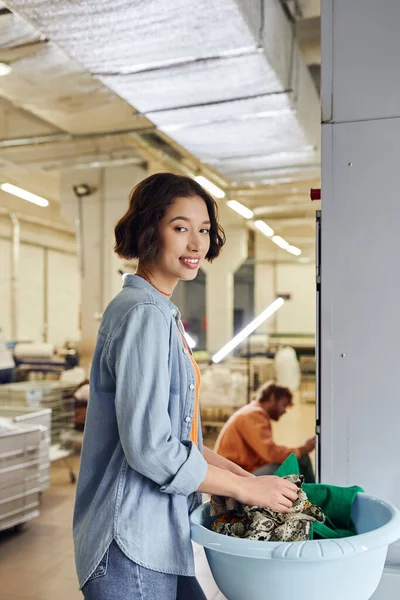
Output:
[73, 275, 208, 588]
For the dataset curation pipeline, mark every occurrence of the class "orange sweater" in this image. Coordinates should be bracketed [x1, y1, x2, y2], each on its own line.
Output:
[214, 401, 306, 473]
[177, 329, 200, 447]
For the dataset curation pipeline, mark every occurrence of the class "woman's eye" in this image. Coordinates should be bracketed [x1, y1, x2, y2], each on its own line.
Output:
[175, 226, 187, 232]
[200, 229, 210, 234]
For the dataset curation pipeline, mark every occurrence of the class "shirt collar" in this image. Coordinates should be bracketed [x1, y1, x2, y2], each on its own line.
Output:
[122, 274, 181, 319]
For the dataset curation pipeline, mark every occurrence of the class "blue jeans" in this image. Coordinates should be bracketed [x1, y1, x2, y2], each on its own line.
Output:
[82, 540, 207, 600]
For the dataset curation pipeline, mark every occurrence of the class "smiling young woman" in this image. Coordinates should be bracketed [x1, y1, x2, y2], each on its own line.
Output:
[73, 172, 298, 600]
[114, 173, 225, 293]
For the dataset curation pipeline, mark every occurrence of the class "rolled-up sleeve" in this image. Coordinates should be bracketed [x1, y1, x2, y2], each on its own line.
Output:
[108, 303, 207, 497]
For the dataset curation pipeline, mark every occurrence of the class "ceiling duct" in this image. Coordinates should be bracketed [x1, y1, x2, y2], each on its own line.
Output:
[5, 0, 320, 185]
[139, 132, 185, 163]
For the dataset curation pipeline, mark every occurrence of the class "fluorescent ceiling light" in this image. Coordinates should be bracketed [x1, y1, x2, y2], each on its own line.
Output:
[260, 177, 299, 185]
[272, 235, 289, 250]
[184, 332, 196, 349]
[287, 245, 302, 256]
[0, 183, 49, 207]
[212, 298, 285, 363]
[255, 225, 301, 256]
[0, 63, 12, 76]
[255, 220, 274, 237]
[194, 176, 225, 199]
[227, 200, 253, 219]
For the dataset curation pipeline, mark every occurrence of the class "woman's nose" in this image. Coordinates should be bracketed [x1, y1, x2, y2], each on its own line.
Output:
[187, 235, 201, 252]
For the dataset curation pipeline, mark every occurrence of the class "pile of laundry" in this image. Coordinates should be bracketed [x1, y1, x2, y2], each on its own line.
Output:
[210, 454, 364, 543]
[210, 474, 324, 542]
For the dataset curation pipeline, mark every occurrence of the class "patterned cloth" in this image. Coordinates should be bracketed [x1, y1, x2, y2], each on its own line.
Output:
[210, 475, 325, 542]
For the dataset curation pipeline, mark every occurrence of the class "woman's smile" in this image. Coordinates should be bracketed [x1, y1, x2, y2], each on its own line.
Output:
[179, 256, 201, 269]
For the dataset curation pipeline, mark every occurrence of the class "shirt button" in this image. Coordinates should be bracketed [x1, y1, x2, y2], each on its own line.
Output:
[185, 416, 191, 423]
[183, 348, 188, 355]
[189, 384, 195, 390]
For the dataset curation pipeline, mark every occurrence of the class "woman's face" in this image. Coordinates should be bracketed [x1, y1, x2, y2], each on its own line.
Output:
[156, 195, 211, 282]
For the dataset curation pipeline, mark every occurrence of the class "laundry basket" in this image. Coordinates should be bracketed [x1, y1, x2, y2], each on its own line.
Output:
[190, 494, 400, 600]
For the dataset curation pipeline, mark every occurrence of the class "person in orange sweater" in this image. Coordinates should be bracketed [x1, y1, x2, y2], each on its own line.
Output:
[214, 381, 316, 482]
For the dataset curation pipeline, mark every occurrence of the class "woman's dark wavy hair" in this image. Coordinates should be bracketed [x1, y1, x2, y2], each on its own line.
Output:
[114, 172, 226, 262]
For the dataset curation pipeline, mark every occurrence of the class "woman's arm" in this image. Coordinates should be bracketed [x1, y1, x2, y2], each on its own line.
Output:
[197, 463, 298, 513]
[110, 304, 208, 497]
[202, 446, 254, 478]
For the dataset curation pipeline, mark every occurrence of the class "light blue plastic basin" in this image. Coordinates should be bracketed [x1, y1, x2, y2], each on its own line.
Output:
[190, 494, 400, 600]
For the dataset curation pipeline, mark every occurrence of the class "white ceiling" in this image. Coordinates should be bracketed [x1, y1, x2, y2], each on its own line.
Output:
[4, 0, 320, 180]
[0, 0, 321, 256]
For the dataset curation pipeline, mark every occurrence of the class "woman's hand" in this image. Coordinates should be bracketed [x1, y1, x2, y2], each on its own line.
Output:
[233, 475, 298, 513]
[198, 465, 297, 513]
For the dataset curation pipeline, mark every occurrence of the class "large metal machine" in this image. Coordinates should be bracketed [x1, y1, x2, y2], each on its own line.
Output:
[320, 2, 400, 596]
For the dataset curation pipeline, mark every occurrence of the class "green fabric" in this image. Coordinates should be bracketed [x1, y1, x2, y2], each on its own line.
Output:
[275, 455, 364, 539]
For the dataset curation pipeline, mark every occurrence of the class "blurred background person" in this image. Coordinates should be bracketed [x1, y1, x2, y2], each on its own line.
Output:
[215, 381, 316, 482]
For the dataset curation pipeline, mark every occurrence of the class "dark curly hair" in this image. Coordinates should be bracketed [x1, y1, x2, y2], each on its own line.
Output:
[256, 381, 293, 405]
[114, 172, 226, 262]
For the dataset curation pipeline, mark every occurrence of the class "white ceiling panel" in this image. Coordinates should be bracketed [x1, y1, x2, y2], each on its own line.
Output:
[227, 165, 320, 184]
[166, 112, 310, 161]
[207, 149, 318, 173]
[0, 135, 143, 171]
[0, 5, 153, 135]
[0, 3, 39, 47]
[0, 43, 153, 135]
[5, 0, 320, 200]
[6, 0, 257, 73]
[100, 51, 283, 113]
[146, 94, 292, 130]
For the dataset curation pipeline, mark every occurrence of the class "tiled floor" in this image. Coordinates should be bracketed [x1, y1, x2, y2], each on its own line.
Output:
[0, 400, 315, 600]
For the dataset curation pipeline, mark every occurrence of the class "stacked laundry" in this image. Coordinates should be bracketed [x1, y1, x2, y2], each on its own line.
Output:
[210, 455, 364, 543]
[210, 474, 325, 542]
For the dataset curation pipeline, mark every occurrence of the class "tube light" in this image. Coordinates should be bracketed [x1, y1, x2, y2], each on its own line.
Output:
[0, 183, 49, 207]
[194, 176, 225, 199]
[272, 235, 289, 250]
[287, 245, 302, 256]
[255, 220, 274, 237]
[184, 332, 196, 349]
[212, 298, 285, 363]
[256, 225, 302, 257]
[227, 200, 254, 219]
[0, 63, 12, 77]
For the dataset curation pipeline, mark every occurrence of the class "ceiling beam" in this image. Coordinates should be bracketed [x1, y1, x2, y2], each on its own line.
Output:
[266, 217, 316, 226]
[279, 236, 315, 244]
[250, 203, 318, 216]
[0, 127, 156, 148]
[250, 195, 312, 209]
[229, 178, 320, 195]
